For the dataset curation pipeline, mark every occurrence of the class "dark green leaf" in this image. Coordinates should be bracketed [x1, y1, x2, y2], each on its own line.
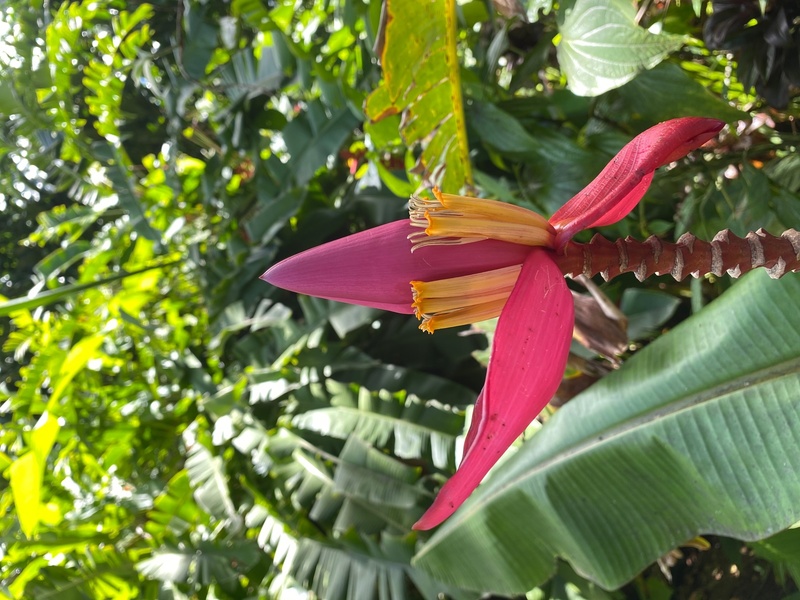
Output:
[611, 63, 746, 125]
[620, 288, 682, 340]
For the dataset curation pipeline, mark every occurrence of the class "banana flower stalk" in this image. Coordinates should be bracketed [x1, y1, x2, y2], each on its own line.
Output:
[262, 118, 725, 530]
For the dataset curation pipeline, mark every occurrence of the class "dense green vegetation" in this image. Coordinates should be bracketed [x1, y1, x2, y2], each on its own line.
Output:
[2, 0, 800, 597]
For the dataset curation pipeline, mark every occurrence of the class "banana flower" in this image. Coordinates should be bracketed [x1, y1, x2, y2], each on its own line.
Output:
[262, 118, 724, 530]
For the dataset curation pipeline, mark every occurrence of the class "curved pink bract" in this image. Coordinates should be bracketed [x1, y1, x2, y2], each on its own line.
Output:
[413, 249, 574, 530]
[549, 118, 724, 249]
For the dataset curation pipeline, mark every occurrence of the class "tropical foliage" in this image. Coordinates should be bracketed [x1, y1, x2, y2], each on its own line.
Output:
[1, 0, 800, 598]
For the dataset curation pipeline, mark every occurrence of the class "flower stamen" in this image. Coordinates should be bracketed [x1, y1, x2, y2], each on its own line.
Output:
[411, 264, 522, 333]
[408, 188, 555, 251]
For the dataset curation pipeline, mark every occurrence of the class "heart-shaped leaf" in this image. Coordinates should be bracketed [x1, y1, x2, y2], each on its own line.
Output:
[557, 0, 683, 96]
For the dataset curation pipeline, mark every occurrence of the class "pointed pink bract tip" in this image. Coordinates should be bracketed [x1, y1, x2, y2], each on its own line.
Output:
[260, 220, 535, 314]
[657, 117, 725, 164]
[685, 117, 725, 133]
[548, 117, 726, 250]
[413, 511, 446, 531]
[260, 263, 281, 284]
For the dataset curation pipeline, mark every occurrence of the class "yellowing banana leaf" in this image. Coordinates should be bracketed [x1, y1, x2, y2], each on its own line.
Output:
[365, 0, 471, 192]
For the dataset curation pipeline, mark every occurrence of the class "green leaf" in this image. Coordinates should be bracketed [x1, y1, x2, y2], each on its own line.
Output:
[98, 143, 161, 241]
[136, 551, 193, 583]
[30, 204, 102, 244]
[136, 540, 261, 587]
[320, 341, 479, 408]
[529, 0, 555, 21]
[620, 288, 681, 341]
[9, 453, 44, 537]
[0, 81, 22, 115]
[184, 442, 242, 530]
[231, 0, 271, 30]
[752, 528, 800, 585]
[82, 5, 153, 141]
[291, 383, 463, 470]
[678, 163, 786, 240]
[182, 5, 218, 79]
[284, 106, 361, 187]
[9, 363, 95, 537]
[364, 0, 471, 191]
[146, 471, 202, 537]
[49, 334, 105, 407]
[414, 271, 800, 592]
[254, 513, 405, 599]
[468, 101, 539, 155]
[243, 187, 305, 244]
[328, 437, 427, 532]
[289, 533, 423, 600]
[334, 437, 422, 509]
[0, 261, 176, 317]
[219, 46, 283, 104]
[557, 0, 683, 96]
[766, 154, 800, 193]
[611, 63, 746, 125]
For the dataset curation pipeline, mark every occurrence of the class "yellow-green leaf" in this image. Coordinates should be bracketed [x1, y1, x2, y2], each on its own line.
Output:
[48, 334, 105, 409]
[9, 412, 62, 537]
[30, 411, 61, 463]
[9, 453, 41, 537]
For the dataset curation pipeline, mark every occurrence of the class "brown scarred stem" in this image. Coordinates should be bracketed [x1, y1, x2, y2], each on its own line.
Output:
[555, 229, 800, 282]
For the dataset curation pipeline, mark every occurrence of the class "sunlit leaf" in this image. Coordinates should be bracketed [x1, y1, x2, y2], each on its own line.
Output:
[136, 551, 193, 583]
[292, 383, 463, 470]
[29, 204, 102, 244]
[9, 453, 42, 538]
[9, 413, 60, 537]
[0, 262, 175, 317]
[184, 442, 242, 531]
[49, 334, 104, 407]
[146, 471, 202, 537]
[364, 0, 471, 191]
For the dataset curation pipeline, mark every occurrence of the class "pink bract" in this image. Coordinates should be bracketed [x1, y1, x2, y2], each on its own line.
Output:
[412, 249, 573, 529]
[549, 117, 724, 249]
[262, 221, 532, 313]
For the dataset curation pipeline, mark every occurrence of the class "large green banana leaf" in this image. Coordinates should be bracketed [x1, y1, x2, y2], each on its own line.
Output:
[413, 270, 800, 593]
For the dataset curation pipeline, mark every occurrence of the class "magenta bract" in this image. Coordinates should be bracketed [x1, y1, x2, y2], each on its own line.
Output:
[549, 117, 725, 249]
[261, 220, 531, 313]
[412, 249, 573, 530]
